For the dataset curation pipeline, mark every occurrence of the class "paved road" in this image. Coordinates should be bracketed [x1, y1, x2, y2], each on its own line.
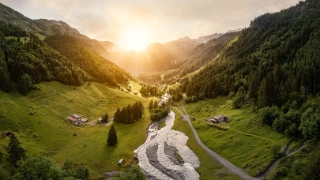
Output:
[175, 104, 306, 180]
[174, 106, 256, 180]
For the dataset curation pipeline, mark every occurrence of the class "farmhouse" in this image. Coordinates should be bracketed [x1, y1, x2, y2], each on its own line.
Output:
[67, 114, 88, 126]
[207, 115, 228, 124]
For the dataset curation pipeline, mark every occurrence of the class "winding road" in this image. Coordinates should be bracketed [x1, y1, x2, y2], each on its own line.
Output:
[175, 103, 306, 180]
[174, 106, 255, 180]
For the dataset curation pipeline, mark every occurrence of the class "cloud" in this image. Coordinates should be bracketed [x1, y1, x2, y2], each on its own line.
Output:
[0, 0, 301, 44]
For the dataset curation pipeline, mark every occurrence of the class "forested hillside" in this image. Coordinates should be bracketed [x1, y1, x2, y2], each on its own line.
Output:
[0, 21, 90, 95]
[0, 20, 131, 95]
[175, 0, 320, 141]
[45, 35, 130, 86]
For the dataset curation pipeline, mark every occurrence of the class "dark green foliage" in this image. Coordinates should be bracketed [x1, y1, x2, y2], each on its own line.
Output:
[0, 21, 91, 94]
[7, 133, 26, 167]
[173, 0, 320, 141]
[140, 83, 162, 96]
[13, 157, 90, 180]
[299, 107, 320, 140]
[258, 106, 280, 126]
[150, 100, 170, 122]
[168, 88, 182, 102]
[114, 101, 144, 124]
[0, 168, 10, 180]
[0, 151, 2, 163]
[17, 74, 32, 95]
[149, 99, 154, 110]
[74, 164, 90, 180]
[180, 0, 320, 109]
[302, 148, 320, 180]
[107, 125, 117, 146]
[101, 113, 109, 123]
[13, 156, 62, 180]
[61, 159, 89, 178]
[119, 165, 145, 180]
[0, 36, 11, 92]
[45, 35, 130, 86]
[0, 20, 131, 95]
[150, 107, 170, 122]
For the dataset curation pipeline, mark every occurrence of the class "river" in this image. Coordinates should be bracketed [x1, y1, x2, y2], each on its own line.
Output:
[136, 94, 200, 180]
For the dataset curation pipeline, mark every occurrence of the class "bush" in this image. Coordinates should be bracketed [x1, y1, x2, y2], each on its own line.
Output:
[258, 106, 280, 126]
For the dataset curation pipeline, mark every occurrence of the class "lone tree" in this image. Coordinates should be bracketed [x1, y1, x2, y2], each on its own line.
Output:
[7, 133, 26, 167]
[102, 113, 109, 123]
[107, 125, 118, 146]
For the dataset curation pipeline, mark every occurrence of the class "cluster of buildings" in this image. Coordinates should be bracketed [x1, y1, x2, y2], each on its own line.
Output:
[67, 114, 89, 126]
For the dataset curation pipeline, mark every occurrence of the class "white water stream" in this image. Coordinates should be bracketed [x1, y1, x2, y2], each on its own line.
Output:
[136, 94, 200, 180]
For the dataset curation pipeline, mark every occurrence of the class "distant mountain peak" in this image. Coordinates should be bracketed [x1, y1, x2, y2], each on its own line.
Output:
[177, 36, 191, 41]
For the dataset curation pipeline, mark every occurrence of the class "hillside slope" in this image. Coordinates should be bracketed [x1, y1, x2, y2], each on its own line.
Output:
[170, 0, 320, 179]
[0, 81, 151, 178]
[0, 3, 133, 95]
[0, 2, 110, 63]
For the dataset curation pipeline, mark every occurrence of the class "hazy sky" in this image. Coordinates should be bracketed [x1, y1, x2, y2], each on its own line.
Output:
[1, 0, 301, 45]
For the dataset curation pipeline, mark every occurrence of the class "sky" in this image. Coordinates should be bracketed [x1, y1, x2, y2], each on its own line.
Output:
[1, 0, 301, 47]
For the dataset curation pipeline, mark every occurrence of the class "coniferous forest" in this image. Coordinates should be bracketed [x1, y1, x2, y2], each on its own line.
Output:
[174, 0, 320, 141]
[2, 0, 320, 179]
[0, 21, 131, 95]
[113, 101, 144, 124]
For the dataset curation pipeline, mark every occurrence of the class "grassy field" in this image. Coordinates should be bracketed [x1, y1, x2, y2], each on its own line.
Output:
[171, 108, 241, 180]
[0, 81, 153, 178]
[182, 97, 289, 176]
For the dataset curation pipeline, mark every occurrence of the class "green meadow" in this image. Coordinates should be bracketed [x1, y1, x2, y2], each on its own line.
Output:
[171, 108, 241, 180]
[0, 81, 152, 178]
[182, 97, 289, 176]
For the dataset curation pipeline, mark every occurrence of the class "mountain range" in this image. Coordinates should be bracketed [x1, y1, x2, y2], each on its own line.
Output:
[1, 1, 320, 179]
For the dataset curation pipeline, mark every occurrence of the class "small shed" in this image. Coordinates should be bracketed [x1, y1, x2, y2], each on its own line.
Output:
[72, 114, 82, 119]
[118, 159, 124, 166]
[208, 115, 228, 123]
[213, 115, 226, 123]
[81, 118, 89, 123]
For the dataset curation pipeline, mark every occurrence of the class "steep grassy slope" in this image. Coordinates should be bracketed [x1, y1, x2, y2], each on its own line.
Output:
[171, 108, 241, 180]
[0, 81, 152, 178]
[183, 97, 290, 176]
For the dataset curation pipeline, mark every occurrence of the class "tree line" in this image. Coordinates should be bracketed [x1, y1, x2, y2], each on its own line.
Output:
[140, 83, 162, 97]
[114, 101, 144, 124]
[149, 99, 170, 122]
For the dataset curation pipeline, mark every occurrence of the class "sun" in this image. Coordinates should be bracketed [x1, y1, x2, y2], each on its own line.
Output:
[122, 30, 149, 51]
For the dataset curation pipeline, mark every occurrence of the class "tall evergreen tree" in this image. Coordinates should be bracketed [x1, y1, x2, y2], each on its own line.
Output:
[257, 78, 269, 108]
[17, 74, 32, 95]
[7, 133, 26, 167]
[149, 99, 154, 110]
[107, 125, 117, 146]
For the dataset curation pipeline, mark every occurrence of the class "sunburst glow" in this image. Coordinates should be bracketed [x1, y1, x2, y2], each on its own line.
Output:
[121, 29, 149, 51]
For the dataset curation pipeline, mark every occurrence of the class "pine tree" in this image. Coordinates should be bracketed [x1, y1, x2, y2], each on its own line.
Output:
[153, 101, 158, 109]
[7, 133, 26, 167]
[18, 74, 32, 95]
[149, 99, 154, 110]
[114, 108, 120, 123]
[107, 125, 118, 146]
[257, 78, 269, 108]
